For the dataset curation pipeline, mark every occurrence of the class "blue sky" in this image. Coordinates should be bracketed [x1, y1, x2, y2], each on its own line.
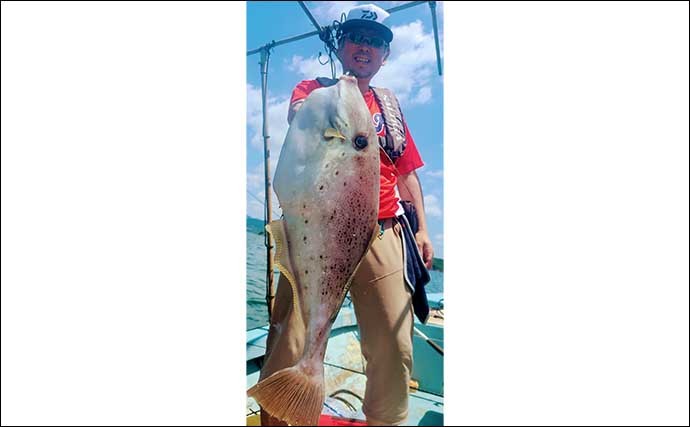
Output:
[246, 1, 444, 257]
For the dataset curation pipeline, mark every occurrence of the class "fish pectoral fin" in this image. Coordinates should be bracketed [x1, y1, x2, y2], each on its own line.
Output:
[265, 220, 302, 318]
[324, 127, 346, 140]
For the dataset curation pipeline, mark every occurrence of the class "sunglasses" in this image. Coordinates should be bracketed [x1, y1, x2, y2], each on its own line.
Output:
[342, 32, 389, 49]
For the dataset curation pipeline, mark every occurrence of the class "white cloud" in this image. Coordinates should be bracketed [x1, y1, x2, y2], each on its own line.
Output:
[246, 186, 282, 221]
[246, 83, 291, 153]
[423, 168, 444, 178]
[247, 162, 265, 193]
[383, 1, 411, 7]
[371, 20, 438, 107]
[287, 55, 339, 82]
[307, 1, 428, 23]
[307, 1, 359, 24]
[247, 162, 283, 220]
[411, 85, 432, 105]
[423, 194, 442, 218]
[247, 197, 265, 221]
[246, 163, 266, 220]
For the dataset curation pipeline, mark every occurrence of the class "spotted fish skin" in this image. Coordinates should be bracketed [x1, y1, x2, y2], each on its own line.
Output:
[247, 75, 379, 426]
[274, 74, 379, 360]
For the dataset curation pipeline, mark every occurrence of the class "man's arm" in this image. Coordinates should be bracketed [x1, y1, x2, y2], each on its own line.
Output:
[397, 170, 434, 269]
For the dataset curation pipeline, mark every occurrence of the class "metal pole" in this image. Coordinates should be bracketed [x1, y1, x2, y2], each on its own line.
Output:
[298, 1, 322, 32]
[413, 326, 444, 356]
[247, 30, 320, 56]
[259, 46, 275, 319]
[296, 0, 341, 76]
[429, 1, 443, 76]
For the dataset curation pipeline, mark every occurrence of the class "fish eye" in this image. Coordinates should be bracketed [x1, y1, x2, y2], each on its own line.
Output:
[353, 135, 368, 150]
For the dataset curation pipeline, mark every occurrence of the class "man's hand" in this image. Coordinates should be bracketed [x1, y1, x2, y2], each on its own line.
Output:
[397, 171, 435, 270]
[415, 229, 434, 270]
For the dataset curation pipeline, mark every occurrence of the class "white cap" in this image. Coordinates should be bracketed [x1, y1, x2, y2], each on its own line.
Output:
[341, 3, 393, 43]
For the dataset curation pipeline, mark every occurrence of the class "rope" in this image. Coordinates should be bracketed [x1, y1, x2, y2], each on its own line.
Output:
[329, 388, 364, 404]
[317, 17, 345, 79]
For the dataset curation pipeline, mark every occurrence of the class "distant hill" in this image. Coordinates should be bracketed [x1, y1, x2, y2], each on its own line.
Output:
[246, 216, 443, 269]
[431, 257, 443, 272]
[246, 216, 266, 235]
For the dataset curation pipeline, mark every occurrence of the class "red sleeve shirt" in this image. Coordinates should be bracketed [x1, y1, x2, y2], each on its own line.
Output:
[289, 80, 323, 107]
[289, 79, 424, 219]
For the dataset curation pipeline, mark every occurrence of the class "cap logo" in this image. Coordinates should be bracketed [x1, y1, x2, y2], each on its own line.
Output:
[360, 9, 378, 20]
[342, 4, 393, 43]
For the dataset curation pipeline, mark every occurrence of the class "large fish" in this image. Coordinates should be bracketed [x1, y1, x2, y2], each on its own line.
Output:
[247, 75, 380, 425]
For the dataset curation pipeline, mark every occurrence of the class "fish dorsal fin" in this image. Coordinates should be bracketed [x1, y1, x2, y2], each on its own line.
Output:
[266, 220, 303, 320]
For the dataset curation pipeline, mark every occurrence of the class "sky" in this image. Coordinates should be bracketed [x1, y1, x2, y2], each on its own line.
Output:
[246, 1, 445, 257]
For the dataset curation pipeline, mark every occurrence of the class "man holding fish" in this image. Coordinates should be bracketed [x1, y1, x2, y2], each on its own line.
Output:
[250, 4, 434, 426]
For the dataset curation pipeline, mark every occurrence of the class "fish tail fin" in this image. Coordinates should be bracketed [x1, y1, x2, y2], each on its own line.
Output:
[248, 365, 324, 426]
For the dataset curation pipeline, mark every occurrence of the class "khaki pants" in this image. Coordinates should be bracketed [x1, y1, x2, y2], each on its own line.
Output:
[259, 218, 414, 426]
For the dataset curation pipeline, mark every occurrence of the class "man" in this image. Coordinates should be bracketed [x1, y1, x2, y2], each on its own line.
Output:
[259, 4, 434, 426]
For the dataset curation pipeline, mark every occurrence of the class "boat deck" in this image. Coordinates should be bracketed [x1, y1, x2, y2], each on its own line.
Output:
[246, 295, 444, 426]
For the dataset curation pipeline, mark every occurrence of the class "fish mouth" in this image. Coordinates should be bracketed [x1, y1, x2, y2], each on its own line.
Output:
[340, 72, 357, 80]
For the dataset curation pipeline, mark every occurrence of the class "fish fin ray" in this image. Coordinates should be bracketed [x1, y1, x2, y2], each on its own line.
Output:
[266, 220, 303, 322]
[248, 366, 324, 426]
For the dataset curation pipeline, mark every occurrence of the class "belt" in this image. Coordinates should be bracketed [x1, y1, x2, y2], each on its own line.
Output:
[377, 217, 397, 230]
